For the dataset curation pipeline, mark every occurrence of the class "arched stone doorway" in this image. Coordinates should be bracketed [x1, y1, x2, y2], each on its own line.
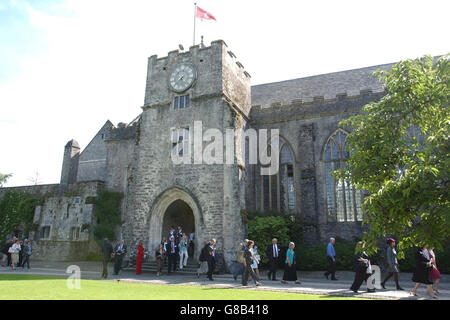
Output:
[148, 187, 203, 261]
[162, 200, 195, 239]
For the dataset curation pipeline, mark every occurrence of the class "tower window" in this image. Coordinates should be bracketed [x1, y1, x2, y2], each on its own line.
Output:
[171, 127, 190, 157]
[174, 94, 190, 109]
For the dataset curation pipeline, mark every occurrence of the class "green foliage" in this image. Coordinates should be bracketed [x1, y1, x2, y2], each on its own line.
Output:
[247, 216, 290, 264]
[0, 173, 12, 187]
[295, 237, 357, 271]
[91, 189, 123, 244]
[434, 242, 450, 274]
[335, 55, 450, 257]
[246, 211, 309, 265]
[0, 191, 41, 241]
[294, 243, 327, 271]
[85, 251, 104, 262]
[246, 211, 306, 243]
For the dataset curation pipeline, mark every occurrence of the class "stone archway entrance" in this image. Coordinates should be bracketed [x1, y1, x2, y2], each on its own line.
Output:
[148, 187, 203, 261]
[162, 200, 195, 240]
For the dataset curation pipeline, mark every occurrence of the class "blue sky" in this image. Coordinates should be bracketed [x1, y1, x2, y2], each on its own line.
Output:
[0, 0, 449, 187]
[0, 0, 71, 81]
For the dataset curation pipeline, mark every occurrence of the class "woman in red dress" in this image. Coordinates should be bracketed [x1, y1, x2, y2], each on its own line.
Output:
[136, 240, 144, 275]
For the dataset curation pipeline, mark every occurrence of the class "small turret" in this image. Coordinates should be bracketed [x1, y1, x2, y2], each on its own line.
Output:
[60, 139, 80, 185]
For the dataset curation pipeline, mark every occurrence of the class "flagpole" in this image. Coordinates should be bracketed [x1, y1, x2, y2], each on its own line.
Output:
[193, 2, 197, 46]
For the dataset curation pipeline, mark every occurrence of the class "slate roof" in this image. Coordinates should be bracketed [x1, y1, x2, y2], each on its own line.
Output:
[251, 62, 394, 108]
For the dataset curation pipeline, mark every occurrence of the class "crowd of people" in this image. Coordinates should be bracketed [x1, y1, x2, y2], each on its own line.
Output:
[55, 229, 443, 298]
[348, 238, 441, 299]
[1, 236, 32, 270]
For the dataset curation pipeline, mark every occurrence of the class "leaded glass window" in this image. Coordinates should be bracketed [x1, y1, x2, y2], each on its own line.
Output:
[260, 139, 295, 212]
[324, 129, 363, 222]
[173, 94, 190, 109]
[171, 127, 190, 157]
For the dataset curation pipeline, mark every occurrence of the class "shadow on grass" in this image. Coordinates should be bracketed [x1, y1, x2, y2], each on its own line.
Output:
[196, 286, 368, 300]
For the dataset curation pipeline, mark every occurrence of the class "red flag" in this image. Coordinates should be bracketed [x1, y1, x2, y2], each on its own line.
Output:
[196, 6, 216, 21]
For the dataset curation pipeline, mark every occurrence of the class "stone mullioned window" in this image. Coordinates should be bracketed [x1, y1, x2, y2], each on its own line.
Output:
[259, 138, 295, 212]
[173, 94, 190, 110]
[323, 129, 363, 223]
[171, 127, 190, 157]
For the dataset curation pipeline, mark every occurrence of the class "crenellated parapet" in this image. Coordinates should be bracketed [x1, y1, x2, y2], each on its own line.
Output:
[249, 90, 386, 125]
[105, 116, 141, 141]
[143, 40, 251, 116]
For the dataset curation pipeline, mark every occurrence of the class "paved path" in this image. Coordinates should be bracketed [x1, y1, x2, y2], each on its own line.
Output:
[1, 261, 448, 300]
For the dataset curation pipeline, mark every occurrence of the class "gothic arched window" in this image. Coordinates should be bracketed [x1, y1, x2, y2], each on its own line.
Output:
[259, 139, 295, 212]
[323, 129, 363, 222]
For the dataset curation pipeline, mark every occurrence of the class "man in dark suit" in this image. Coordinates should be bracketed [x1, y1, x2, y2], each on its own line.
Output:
[101, 238, 113, 279]
[167, 236, 178, 274]
[1, 240, 10, 267]
[113, 239, 127, 275]
[161, 237, 168, 264]
[6, 237, 15, 268]
[266, 238, 281, 281]
[206, 239, 216, 281]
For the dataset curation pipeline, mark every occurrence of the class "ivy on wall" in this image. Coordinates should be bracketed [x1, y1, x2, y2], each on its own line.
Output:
[88, 189, 124, 244]
[0, 191, 42, 241]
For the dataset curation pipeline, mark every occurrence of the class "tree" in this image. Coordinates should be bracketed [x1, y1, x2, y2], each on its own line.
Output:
[0, 173, 12, 187]
[28, 170, 43, 185]
[335, 55, 449, 258]
[247, 216, 290, 264]
[0, 190, 40, 242]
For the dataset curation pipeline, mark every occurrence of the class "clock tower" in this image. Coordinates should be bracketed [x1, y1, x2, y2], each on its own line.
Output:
[123, 40, 252, 268]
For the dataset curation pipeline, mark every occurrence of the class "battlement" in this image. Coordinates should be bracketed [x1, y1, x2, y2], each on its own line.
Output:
[249, 90, 385, 124]
[144, 40, 251, 112]
[147, 40, 251, 79]
[251, 89, 381, 111]
[148, 40, 226, 65]
[105, 117, 140, 141]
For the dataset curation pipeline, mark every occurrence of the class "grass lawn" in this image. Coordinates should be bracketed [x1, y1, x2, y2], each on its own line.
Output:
[0, 274, 365, 300]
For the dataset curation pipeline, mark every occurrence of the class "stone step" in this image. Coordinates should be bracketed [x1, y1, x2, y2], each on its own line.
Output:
[124, 260, 200, 274]
[133, 262, 199, 268]
[123, 266, 199, 274]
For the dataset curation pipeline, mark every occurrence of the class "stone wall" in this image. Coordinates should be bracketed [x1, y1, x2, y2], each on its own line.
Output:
[123, 41, 249, 269]
[0, 181, 102, 261]
[104, 120, 138, 193]
[248, 92, 385, 243]
[76, 121, 113, 182]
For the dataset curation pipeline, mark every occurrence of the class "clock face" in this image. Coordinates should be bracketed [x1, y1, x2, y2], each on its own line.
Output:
[168, 63, 197, 93]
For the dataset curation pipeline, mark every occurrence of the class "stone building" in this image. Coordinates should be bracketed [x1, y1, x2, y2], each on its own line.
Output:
[0, 40, 395, 265]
